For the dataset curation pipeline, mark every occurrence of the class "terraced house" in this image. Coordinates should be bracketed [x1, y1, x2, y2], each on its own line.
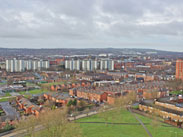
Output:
[69, 87, 121, 104]
[16, 97, 41, 117]
[43, 92, 69, 106]
[139, 97, 183, 127]
[50, 82, 91, 91]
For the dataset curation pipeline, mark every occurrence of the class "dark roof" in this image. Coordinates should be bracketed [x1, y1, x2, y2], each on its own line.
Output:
[140, 101, 183, 116]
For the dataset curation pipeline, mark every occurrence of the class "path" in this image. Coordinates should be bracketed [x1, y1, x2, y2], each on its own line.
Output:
[128, 107, 153, 137]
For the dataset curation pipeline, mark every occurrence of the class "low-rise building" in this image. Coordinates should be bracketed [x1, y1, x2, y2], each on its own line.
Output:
[16, 97, 40, 116]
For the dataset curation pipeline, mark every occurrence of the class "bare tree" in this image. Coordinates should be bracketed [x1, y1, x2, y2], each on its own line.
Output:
[16, 108, 82, 137]
[114, 92, 137, 110]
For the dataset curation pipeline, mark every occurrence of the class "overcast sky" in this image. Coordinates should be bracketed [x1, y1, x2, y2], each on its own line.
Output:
[0, 0, 183, 51]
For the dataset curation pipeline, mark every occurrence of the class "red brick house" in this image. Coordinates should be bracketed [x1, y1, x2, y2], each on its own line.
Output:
[16, 97, 40, 117]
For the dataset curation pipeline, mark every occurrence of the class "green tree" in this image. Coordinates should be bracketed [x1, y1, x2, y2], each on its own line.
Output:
[67, 100, 73, 107]
[72, 99, 77, 106]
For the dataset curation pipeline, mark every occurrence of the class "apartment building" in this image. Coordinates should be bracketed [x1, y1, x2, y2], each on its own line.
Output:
[100, 59, 114, 71]
[65, 59, 114, 71]
[65, 60, 81, 71]
[176, 59, 183, 80]
[5, 58, 50, 72]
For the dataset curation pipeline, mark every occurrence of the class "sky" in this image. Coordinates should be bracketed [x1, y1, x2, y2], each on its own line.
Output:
[0, 0, 183, 51]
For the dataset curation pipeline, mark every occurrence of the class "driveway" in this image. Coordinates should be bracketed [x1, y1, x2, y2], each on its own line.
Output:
[0, 102, 20, 120]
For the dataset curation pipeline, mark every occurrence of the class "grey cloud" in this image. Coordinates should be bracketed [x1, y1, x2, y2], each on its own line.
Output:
[0, 0, 183, 51]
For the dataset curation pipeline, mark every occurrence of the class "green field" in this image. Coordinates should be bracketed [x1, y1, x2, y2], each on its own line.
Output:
[0, 82, 6, 86]
[76, 109, 183, 137]
[40, 81, 66, 87]
[4, 92, 11, 97]
[0, 97, 15, 102]
[0, 92, 12, 97]
[19, 89, 46, 95]
[26, 82, 36, 86]
[170, 91, 183, 95]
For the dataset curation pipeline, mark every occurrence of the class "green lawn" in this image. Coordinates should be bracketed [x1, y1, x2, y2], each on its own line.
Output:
[19, 89, 46, 95]
[1, 92, 12, 97]
[0, 97, 15, 102]
[76, 109, 183, 137]
[0, 82, 6, 85]
[26, 82, 36, 86]
[41, 81, 66, 87]
[170, 91, 183, 95]
[4, 92, 11, 97]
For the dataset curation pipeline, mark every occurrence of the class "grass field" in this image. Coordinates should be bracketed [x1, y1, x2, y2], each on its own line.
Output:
[5, 92, 11, 97]
[0, 92, 12, 97]
[40, 79, 78, 87]
[170, 91, 183, 95]
[40, 81, 66, 87]
[0, 82, 6, 86]
[26, 82, 37, 86]
[76, 109, 183, 137]
[19, 89, 46, 95]
[0, 97, 15, 102]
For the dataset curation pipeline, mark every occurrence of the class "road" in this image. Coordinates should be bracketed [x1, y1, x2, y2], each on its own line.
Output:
[0, 102, 19, 117]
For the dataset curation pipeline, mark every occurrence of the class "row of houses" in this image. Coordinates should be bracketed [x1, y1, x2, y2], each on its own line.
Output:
[76, 73, 113, 81]
[50, 82, 91, 91]
[155, 101, 183, 112]
[69, 80, 169, 104]
[142, 90, 168, 99]
[135, 73, 155, 82]
[69, 87, 121, 104]
[139, 100, 183, 127]
[43, 92, 69, 106]
[16, 97, 41, 117]
[1, 72, 35, 81]
[106, 72, 155, 82]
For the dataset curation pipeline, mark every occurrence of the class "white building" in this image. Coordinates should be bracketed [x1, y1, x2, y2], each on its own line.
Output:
[5, 59, 50, 72]
[100, 59, 114, 71]
[5, 60, 11, 72]
[17, 60, 25, 72]
[82, 60, 88, 71]
[65, 59, 114, 71]
[25, 60, 32, 70]
[65, 60, 80, 71]
[32, 60, 38, 71]
[43, 60, 50, 69]
[74, 60, 80, 71]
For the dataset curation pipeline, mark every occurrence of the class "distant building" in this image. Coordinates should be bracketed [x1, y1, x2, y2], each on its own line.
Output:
[100, 59, 114, 71]
[6, 59, 12, 72]
[5, 58, 50, 72]
[65, 59, 114, 71]
[176, 59, 183, 80]
[65, 60, 81, 71]
[25, 60, 32, 70]
[82, 60, 97, 71]
[82, 60, 87, 71]
[32, 60, 38, 71]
